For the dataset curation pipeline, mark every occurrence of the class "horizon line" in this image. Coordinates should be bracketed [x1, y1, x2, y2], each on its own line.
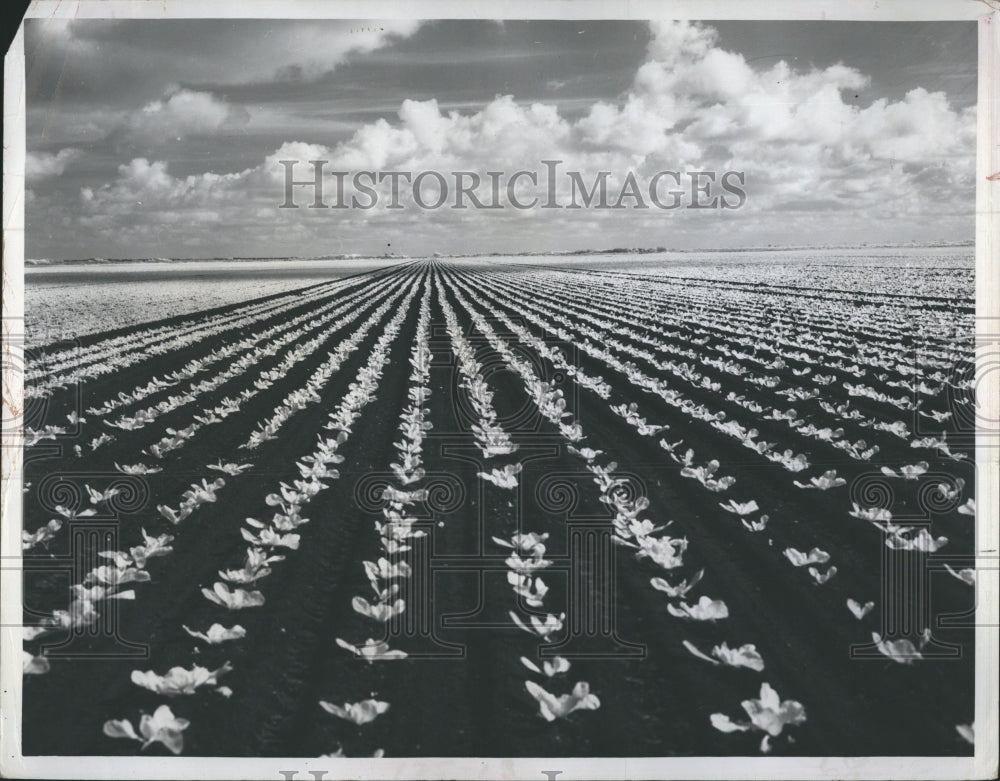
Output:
[24, 239, 976, 265]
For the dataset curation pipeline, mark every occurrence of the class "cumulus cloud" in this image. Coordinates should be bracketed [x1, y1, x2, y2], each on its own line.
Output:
[26, 148, 83, 181]
[299, 21, 974, 212]
[81, 157, 255, 217]
[96, 87, 255, 154]
[26, 18, 426, 153]
[126, 88, 251, 140]
[66, 20, 976, 255]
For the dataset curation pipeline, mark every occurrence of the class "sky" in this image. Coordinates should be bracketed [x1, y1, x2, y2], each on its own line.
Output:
[23, 19, 977, 259]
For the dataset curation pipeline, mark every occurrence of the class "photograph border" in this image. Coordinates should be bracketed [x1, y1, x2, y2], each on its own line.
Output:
[2, 1, 997, 779]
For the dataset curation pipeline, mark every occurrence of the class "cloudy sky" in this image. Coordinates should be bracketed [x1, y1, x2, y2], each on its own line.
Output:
[24, 19, 976, 259]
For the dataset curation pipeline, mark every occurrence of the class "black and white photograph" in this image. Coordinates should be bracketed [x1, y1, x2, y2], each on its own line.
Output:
[2, 1, 998, 778]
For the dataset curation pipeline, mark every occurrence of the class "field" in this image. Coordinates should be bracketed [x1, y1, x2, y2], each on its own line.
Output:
[23, 258, 403, 346]
[19, 249, 977, 757]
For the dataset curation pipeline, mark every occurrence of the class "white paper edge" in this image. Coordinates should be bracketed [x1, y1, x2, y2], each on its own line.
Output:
[8, 0, 994, 20]
[1, 1, 997, 779]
